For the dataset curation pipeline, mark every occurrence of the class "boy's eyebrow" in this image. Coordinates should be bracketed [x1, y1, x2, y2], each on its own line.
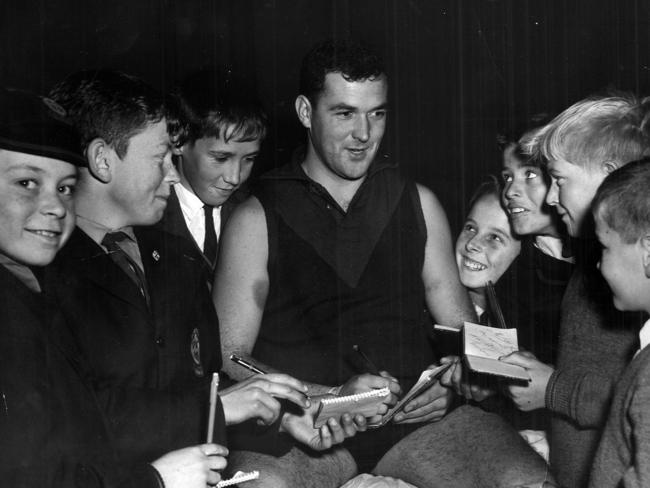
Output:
[5, 164, 46, 174]
[208, 149, 260, 157]
[545, 164, 559, 175]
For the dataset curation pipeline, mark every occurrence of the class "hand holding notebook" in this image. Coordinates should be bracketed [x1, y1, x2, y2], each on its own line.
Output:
[313, 363, 452, 429]
[312, 387, 391, 428]
[368, 362, 452, 427]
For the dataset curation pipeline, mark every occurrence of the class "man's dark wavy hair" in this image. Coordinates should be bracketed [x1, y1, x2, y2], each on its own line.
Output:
[299, 39, 386, 105]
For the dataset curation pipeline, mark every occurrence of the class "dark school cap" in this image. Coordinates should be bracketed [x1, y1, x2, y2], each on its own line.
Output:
[0, 87, 86, 167]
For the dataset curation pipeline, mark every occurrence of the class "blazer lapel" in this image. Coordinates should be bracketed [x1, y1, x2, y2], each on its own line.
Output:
[61, 228, 148, 312]
[160, 187, 213, 271]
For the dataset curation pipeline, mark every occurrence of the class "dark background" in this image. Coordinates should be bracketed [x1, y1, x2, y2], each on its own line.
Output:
[2, 0, 650, 230]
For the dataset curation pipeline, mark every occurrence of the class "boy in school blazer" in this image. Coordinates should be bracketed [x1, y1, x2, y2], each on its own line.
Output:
[157, 70, 266, 284]
[0, 86, 225, 488]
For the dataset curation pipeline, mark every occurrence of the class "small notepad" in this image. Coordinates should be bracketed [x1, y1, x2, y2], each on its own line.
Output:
[313, 387, 390, 428]
[368, 362, 452, 428]
[217, 470, 260, 487]
[463, 322, 529, 381]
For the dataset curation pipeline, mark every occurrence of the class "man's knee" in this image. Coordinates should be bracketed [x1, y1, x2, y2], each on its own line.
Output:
[375, 405, 550, 488]
[227, 450, 290, 488]
[228, 446, 357, 488]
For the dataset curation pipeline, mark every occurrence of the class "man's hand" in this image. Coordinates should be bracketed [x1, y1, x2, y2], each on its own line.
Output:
[392, 365, 453, 424]
[338, 372, 401, 424]
[499, 351, 553, 411]
[220, 373, 310, 426]
[280, 402, 367, 451]
[439, 356, 495, 402]
[151, 443, 228, 488]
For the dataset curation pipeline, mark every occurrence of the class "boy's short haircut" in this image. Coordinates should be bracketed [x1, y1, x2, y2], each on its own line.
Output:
[49, 70, 166, 158]
[299, 39, 386, 105]
[168, 69, 267, 148]
[0, 87, 85, 167]
[532, 94, 650, 168]
[592, 158, 650, 243]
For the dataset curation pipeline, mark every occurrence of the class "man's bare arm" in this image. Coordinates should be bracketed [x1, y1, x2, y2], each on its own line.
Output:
[417, 183, 476, 325]
[415, 184, 496, 403]
[393, 185, 478, 424]
[213, 197, 278, 382]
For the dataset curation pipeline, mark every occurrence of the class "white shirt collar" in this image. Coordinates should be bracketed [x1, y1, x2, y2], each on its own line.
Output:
[175, 182, 205, 220]
[639, 317, 650, 352]
[534, 235, 574, 263]
[174, 183, 222, 250]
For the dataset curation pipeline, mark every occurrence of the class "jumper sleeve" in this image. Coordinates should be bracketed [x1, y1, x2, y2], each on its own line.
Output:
[622, 382, 650, 488]
[546, 367, 616, 428]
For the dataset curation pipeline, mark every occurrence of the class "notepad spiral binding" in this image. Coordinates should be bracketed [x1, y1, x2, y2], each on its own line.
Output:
[313, 387, 391, 428]
[321, 387, 390, 404]
[217, 470, 260, 487]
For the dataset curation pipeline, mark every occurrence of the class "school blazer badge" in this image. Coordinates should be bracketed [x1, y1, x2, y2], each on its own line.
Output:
[190, 328, 204, 377]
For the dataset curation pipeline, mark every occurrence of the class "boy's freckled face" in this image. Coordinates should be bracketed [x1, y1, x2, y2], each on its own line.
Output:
[545, 158, 609, 237]
[595, 214, 650, 313]
[110, 119, 179, 226]
[0, 149, 77, 266]
[455, 194, 521, 292]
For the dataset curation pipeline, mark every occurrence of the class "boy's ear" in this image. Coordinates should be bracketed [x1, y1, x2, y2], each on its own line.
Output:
[641, 233, 650, 278]
[602, 160, 619, 176]
[171, 144, 183, 156]
[295, 95, 312, 129]
[86, 138, 113, 184]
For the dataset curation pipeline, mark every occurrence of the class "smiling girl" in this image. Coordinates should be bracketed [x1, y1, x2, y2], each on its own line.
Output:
[455, 177, 521, 319]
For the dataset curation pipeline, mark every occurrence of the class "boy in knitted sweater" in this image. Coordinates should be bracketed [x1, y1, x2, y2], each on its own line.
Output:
[499, 95, 650, 487]
[589, 159, 650, 488]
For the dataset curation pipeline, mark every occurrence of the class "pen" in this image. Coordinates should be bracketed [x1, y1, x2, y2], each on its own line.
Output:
[230, 353, 267, 375]
[206, 372, 219, 443]
[352, 344, 381, 376]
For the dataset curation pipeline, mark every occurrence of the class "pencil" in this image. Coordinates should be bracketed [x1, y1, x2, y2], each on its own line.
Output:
[206, 372, 219, 443]
[486, 280, 507, 329]
[352, 344, 381, 375]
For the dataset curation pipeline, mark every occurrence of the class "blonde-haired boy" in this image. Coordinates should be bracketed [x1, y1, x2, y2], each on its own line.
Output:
[500, 94, 650, 487]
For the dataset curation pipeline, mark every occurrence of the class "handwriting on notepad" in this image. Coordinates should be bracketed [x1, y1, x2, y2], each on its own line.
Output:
[463, 322, 529, 381]
[464, 322, 518, 359]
